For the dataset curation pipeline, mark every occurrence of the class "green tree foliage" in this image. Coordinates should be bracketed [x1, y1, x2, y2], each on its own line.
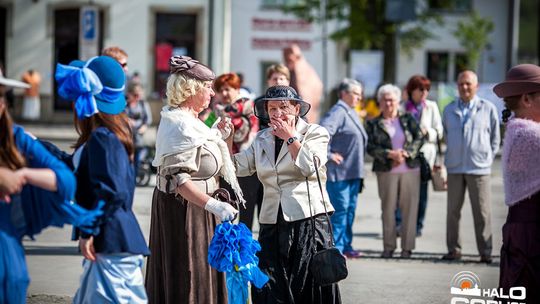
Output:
[281, 0, 442, 81]
[453, 11, 494, 70]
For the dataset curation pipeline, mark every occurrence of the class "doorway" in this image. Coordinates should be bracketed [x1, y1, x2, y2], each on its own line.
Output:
[153, 13, 197, 98]
[53, 7, 104, 111]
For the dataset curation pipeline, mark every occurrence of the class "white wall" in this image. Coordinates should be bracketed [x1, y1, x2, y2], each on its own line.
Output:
[230, 0, 344, 99]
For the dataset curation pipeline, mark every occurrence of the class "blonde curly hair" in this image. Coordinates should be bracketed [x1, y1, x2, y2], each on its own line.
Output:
[166, 73, 210, 107]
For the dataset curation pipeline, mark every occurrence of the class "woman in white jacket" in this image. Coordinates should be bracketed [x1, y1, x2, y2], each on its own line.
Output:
[399, 75, 443, 236]
[225, 85, 341, 303]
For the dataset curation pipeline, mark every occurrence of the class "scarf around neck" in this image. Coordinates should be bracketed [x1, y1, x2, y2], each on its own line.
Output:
[405, 99, 425, 122]
[153, 106, 245, 205]
[502, 118, 540, 206]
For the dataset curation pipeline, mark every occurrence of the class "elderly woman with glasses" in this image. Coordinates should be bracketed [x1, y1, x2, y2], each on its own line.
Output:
[146, 56, 241, 304]
[221, 85, 341, 303]
[366, 84, 424, 259]
[396, 75, 443, 237]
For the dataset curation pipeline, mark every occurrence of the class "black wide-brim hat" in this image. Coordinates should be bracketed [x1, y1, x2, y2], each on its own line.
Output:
[254, 85, 311, 120]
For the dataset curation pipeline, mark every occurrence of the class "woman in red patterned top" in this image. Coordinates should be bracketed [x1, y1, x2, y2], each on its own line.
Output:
[206, 73, 261, 227]
[205, 73, 259, 153]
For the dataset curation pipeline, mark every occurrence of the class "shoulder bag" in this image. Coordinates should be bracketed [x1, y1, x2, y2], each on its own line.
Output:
[306, 156, 348, 286]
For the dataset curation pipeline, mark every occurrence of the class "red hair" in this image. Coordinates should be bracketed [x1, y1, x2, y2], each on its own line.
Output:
[405, 75, 431, 98]
[214, 73, 241, 91]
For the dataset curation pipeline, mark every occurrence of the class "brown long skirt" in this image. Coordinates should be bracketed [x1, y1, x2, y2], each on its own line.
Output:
[145, 188, 227, 304]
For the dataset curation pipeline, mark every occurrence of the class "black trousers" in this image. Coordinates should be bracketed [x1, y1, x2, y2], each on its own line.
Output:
[252, 208, 341, 304]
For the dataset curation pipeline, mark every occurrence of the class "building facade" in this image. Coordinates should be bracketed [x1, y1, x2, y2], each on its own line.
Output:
[0, 0, 229, 122]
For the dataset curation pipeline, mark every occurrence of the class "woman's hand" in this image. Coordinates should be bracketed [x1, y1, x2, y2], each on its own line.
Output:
[215, 117, 234, 140]
[387, 150, 405, 166]
[269, 117, 295, 140]
[79, 236, 97, 261]
[0, 167, 26, 202]
[330, 152, 344, 165]
[204, 197, 239, 221]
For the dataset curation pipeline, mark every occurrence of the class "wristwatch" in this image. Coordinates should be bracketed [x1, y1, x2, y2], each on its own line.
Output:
[286, 136, 298, 146]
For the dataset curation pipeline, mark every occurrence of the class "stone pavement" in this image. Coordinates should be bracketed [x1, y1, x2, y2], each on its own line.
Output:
[21, 125, 506, 303]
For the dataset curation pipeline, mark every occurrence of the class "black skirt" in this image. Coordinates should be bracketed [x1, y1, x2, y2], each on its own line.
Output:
[498, 191, 540, 303]
[252, 207, 341, 304]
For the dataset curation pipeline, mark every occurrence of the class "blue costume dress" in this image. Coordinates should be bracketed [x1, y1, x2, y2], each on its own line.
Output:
[71, 127, 149, 303]
[0, 125, 77, 304]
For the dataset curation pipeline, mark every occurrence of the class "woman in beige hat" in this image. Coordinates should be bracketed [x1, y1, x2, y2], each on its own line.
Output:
[493, 64, 540, 302]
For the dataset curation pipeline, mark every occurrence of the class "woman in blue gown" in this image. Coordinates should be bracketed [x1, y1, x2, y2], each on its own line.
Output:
[55, 55, 150, 303]
[0, 73, 96, 303]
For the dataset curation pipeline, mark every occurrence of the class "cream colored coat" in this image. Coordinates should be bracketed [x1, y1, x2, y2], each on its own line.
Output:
[402, 99, 443, 166]
[233, 118, 334, 224]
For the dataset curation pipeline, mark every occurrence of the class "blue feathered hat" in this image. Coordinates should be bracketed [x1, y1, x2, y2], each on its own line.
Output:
[56, 56, 126, 118]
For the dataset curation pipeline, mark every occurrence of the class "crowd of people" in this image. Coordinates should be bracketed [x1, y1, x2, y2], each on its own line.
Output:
[0, 42, 538, 303]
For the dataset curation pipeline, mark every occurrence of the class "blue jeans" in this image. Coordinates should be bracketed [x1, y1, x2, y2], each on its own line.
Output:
[396, 180, 428, 233]
[326, 178, 362, 253]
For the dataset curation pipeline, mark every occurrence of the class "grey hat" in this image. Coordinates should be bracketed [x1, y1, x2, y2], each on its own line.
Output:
[254, 85, 311, 120]
[0, 69, 30, 89]
[169, 56, 215, 81]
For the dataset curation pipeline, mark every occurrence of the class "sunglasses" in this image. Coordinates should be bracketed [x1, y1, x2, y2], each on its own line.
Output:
[120, 62, 128, 68]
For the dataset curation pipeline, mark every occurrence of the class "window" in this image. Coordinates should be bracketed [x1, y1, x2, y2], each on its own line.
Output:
[518, 0, 539, 64]
[427, 51, 471, 82]
[427, 52, 449, 82]
[153, 13, 197, 98]
[454, 53, 468, 80]
[428, 0, 472, 13]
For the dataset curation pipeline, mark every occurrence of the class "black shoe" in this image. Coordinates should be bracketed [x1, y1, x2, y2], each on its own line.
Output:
[381, 250, 394, 259]
[480, 255, 492, 264]
[400, 250, 412, 259]
[441, 251, 462, 261]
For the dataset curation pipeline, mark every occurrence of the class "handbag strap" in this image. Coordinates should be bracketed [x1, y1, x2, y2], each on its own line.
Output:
[435, 129, 444, 165]
[306, 155, 335, 253]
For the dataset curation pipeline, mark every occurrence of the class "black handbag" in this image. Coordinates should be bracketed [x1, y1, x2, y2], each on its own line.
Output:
[306, 156, 348, 286]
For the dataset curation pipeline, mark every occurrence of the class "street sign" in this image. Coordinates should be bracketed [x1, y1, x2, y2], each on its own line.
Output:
[79, 6, 100, 60]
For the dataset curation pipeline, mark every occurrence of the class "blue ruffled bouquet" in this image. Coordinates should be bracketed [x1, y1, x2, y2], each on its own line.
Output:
[208, 221, 269, 304]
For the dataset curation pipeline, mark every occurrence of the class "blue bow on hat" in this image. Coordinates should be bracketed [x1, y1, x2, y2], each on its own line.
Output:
[55, 63, 102, 118]
[55, 56, 126, 118]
